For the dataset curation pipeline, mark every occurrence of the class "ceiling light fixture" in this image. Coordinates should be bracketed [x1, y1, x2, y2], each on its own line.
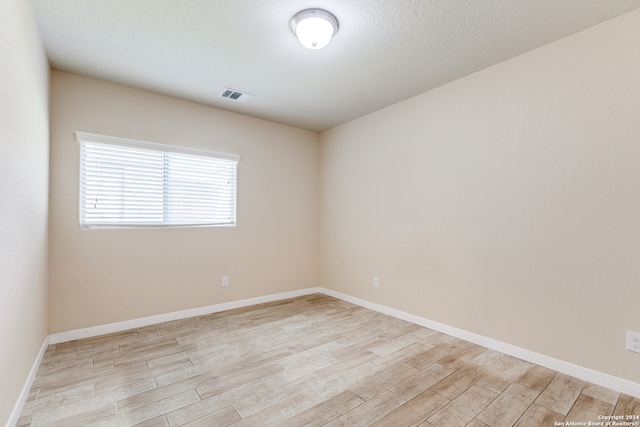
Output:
[290, 9, 339, 50]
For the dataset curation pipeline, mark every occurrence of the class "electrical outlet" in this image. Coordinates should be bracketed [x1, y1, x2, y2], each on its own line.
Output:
[626, 331, 640, 353]
[221, 276, 229, 288]
[373, 276, 380, 288]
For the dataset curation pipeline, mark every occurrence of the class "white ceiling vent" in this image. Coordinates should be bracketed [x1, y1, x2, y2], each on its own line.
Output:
[219, 88, 253, 103]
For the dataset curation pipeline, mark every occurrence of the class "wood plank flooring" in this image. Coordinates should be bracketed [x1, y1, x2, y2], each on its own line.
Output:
[17, 294, 640, 426]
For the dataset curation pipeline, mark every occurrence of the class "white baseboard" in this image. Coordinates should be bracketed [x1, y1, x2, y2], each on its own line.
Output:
[6, 336, 48, 427]
[48, 288, 322, 344]
[320, 288, 640, 399]
[44, 286, 640, 400]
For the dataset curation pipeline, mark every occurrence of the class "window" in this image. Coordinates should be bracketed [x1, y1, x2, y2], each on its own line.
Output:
[77, 132, 239, 228]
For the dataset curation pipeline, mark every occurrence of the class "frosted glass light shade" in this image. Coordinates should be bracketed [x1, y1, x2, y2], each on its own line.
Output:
[290, 9, 339, 50]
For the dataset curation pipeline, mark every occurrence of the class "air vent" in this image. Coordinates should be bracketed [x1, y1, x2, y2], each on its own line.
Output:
[219, 88, 253, 103]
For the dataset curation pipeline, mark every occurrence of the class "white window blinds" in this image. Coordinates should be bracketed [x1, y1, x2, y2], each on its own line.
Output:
[77, 132, 239, 228]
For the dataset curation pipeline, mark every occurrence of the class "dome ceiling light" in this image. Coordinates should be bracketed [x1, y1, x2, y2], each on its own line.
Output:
[290, 9, 339, 50]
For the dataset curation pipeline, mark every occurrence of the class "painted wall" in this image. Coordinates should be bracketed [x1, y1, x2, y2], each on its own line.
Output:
[319, 10, 640, 384]
[0, 0, 50, 424]
[49, 71, 319, 332]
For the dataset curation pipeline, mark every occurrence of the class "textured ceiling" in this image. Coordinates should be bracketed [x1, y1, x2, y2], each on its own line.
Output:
[31, 0, 640, 132]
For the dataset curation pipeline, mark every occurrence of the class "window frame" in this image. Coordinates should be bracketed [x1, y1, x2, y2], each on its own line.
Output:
[76, 131, 240, 229]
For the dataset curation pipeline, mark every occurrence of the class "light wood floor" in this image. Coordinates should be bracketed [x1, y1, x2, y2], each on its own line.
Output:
[18, 294, 640, 426]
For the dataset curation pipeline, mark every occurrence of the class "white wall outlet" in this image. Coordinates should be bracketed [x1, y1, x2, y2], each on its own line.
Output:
[626, 331, 640, 353]
[373, 276, 380, 288]
[221, 276, 229, 288]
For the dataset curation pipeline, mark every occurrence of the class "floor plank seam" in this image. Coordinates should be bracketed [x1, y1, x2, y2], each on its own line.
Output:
[16, 294, 640, 427]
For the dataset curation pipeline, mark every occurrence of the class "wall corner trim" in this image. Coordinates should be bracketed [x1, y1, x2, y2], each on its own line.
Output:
[48, 288, 323, 344]
[320, 288, 640, 399]
[34, 284, 640, 420]
[6, 336, 49, 427]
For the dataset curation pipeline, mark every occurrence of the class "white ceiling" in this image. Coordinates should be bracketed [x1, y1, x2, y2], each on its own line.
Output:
[31, 0, 640, 132]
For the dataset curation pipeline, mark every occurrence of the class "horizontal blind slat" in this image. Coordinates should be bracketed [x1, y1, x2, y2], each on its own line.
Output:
[79, 137, 238, 228]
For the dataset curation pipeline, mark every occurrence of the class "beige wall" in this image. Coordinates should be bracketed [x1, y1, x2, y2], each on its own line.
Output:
[49, 71, 319, 332]
[320, 9, 640, 384]
[0, 0, 50, 424]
